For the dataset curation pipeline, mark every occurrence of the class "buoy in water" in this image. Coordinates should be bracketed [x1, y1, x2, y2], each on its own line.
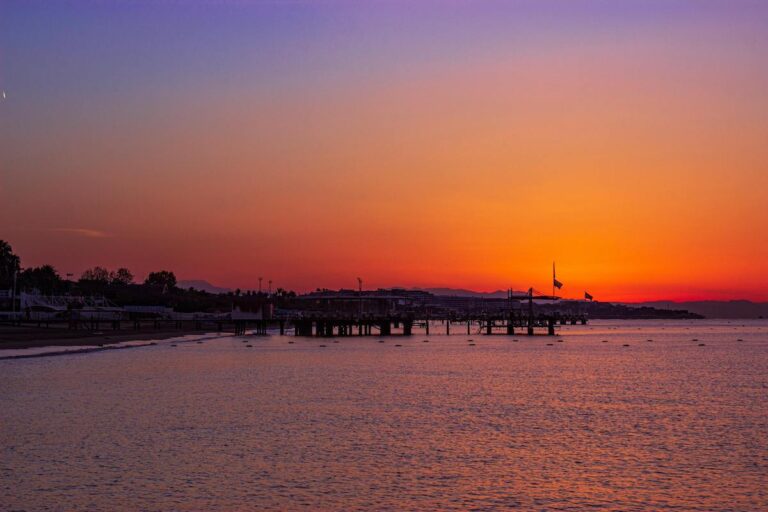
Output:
[623, 344, 630, 347]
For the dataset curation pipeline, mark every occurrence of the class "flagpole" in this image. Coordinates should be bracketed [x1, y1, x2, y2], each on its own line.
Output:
[552, 261, 555, 299]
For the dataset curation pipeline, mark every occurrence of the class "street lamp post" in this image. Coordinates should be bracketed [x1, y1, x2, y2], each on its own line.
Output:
[12, 270, 17, 316]
[357, 277, 363, 317]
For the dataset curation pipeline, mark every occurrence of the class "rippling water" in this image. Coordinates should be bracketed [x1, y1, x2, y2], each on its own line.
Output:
[2, 320, 767, 511]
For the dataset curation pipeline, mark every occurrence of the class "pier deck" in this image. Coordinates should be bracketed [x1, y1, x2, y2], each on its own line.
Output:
[286, 313, 587, 337]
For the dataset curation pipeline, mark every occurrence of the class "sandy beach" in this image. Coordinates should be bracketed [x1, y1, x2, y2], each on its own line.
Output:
[0, 323, 221, 351]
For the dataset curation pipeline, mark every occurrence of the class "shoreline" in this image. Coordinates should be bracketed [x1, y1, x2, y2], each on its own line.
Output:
[0, 324, 226, 351]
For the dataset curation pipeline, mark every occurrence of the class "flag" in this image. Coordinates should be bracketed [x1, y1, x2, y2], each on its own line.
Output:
[552, 261, 563, 289]
[585, 291, 593, 301]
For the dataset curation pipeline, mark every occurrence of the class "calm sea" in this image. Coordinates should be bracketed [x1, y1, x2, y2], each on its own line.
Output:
[2, 320, 767, 511]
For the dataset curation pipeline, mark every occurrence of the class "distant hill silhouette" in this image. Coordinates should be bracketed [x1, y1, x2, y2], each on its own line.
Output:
[178, 283, 765, 318]
[633, 300, 768, 319]
[419, 288, 768, 319]
[177, 280, 231, 294]
[416, 288, 510, 299]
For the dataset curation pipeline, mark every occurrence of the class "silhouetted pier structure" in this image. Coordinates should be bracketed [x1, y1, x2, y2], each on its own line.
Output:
[286, 312, 586, 337]
[1, 287, 588, 338]
[285, 289, 587, 337]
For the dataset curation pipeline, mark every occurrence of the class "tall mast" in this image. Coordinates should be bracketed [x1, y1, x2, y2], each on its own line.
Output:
[552, 261, 555, 298]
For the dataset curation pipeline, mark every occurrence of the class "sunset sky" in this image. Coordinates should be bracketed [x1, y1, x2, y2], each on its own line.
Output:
[1, 1, 767, 301]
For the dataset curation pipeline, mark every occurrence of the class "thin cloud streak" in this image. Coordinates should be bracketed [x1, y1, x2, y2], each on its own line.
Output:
[52, 228, 112, 239]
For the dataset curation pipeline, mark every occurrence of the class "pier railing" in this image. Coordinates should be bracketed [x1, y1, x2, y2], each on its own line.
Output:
[0, 311, 587, 337]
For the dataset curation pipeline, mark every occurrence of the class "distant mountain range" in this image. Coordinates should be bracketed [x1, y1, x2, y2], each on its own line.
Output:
[176, 283, 767, 318]
[177, 280, 231, 294]
[421, 288, 768, 318]
[416, 287, 510, 299]
[176, 284, 514, 298]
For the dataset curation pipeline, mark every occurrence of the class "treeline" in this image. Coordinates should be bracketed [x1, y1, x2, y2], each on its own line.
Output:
[0, 240, 296, 313]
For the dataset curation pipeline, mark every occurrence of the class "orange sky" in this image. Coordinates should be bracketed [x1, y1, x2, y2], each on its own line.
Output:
[2, 2, 767, 301]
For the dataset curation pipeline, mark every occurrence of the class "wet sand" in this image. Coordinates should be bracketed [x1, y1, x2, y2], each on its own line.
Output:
[0, 324, 219, 350]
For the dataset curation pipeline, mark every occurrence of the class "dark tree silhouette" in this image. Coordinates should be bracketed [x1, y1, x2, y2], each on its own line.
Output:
[0, 240, 21, 288]
[145, 270, 177, 290]
[110, 267, 134, 285]
[80, 266, 110, 283]
[19, 265, 63, 294]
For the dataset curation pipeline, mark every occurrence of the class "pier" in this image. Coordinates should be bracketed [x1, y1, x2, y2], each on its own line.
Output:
[0, 287, 589, 338]
[287, 312, 586, 338]
[284, 288, 587, 337]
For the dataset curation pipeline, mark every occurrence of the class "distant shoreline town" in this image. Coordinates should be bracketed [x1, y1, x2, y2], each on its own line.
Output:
[7, 238, 768, 352]
[1, 239, 706, 322]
